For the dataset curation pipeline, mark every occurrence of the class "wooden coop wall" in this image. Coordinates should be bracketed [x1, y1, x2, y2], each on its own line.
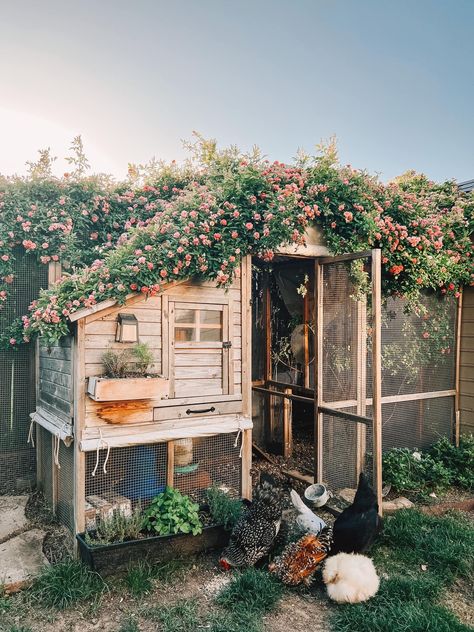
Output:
[34, 259, 252, 536]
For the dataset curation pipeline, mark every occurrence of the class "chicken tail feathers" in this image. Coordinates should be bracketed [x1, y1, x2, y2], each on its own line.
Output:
[290, 489, 310, 514]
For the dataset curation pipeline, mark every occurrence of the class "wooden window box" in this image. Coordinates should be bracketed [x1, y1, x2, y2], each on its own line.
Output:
[87, 376, 169, 402]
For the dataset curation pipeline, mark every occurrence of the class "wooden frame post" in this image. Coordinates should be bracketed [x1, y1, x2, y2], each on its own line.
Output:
[371, 249, 383, 515]
[314, 260, 323, 483]
[167, 441, 175, 487]
[282, 387, 293, 458]
[73, 319, 86, 548]
[356, 297, 367, 477]
[241, 256, 253, 499]
[454, 290, 463, 447]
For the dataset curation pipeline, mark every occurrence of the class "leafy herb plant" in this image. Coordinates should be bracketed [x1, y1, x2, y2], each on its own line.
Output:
[84, 505, 145, 546]
[205, 486, 243, 530]
[143, 487, 203, 536]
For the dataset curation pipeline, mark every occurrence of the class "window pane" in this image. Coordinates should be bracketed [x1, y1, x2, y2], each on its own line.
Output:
[200, 310, 222, 325]
[200, 327, 222, 342]
[175, 327, 197, 342]
[175, 309, 196, 324]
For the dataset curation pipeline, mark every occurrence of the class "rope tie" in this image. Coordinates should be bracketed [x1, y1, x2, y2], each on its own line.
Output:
[234, 427, 244, 458]
[91, 429, 111, 477]
[27, 418, 36, 448]
[53, 432, 61, 469]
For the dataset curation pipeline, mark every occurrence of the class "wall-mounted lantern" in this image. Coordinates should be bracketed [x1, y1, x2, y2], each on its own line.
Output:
[115, 313, 139, 343]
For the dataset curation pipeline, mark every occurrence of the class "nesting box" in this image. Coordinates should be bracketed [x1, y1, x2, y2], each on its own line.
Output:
[32, 259, 253, 537]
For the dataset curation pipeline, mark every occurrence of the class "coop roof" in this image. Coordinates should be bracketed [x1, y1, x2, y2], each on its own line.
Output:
[68, 279, 188, 322]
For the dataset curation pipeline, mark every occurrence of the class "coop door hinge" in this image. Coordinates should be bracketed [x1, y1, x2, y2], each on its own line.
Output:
[223, 341, 232, 349]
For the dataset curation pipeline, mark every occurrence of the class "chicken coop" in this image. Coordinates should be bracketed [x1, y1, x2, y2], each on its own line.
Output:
[32, 260, 253, 537]
[31, 230, 462, 538]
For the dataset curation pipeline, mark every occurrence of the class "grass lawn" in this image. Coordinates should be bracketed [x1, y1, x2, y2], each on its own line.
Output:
[0, 509, 472, 632]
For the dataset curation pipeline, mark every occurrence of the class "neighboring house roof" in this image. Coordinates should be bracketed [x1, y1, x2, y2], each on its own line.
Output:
[459, 179, 474, 193]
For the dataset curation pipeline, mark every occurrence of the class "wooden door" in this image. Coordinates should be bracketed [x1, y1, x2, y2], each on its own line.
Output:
[167, 298, 233, 399]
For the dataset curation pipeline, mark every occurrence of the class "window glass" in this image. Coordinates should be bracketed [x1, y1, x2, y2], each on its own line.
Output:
[175, 327, 197, 342]
[200, 327, 222, 342]
[175, 309, 196, 324]
[200, 310, 222, 325]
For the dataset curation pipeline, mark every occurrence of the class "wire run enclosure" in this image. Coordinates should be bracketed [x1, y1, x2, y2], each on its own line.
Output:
[251, 247, 460, 510]
[34, 257, 253, 538]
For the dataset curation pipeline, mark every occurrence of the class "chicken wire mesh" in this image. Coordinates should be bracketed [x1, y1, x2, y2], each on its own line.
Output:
[378, 295, 456, 398]
[0, 251, 48, 493]
[57, 440, 75, 533]
[382, 396, 454, 452]
[85, 443, 168, 516]
[173, 433, 242, 502]
[37, 425, 54, 509]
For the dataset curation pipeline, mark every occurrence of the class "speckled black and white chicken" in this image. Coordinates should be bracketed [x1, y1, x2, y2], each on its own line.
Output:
[219, 477, 286, 570]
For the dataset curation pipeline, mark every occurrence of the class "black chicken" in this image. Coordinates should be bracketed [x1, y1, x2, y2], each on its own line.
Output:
[331, 472, 382, 555]
[219, 476, 286, 569]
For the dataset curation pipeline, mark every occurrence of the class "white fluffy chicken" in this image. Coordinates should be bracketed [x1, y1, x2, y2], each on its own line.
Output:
[323, 553, 380, 603]
[290, 489, 326, 534]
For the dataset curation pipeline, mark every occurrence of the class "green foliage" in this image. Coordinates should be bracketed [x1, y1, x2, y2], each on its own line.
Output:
[1, 136, 472, 351]
[143, 487, 202, 536]
[382, 437, 474, 495]
[331, 585, 472, 632]
[132, 342, 154, 376]
[117, 618, 140, 632]
[428, 435, 474, 490]
[100, 343, 154, 378]
[123, 559, 189, 597]
[216, 568, 283, 615]
[101, 347, 132, 378]
[123, 561, 154, 597]
[84, 505, 145, 546]
[332, 509, 474, 632]
[205, 486, 243, 530]
[382, 447, 453, 495]
[29, 558, 106, 609]
[207, 611, 262, 632]
[378, 509, 474, 582]
[144, 599, 200, 632]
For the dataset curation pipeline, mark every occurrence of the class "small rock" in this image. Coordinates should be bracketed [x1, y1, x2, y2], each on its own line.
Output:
[0, 528, 49, 592]
[0, 496, 29, 541]
[382, 497, 414, 514]
[338, 488, 356, 504]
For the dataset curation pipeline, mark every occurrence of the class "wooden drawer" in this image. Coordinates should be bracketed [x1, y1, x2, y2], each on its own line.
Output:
[153, 399, 242, 422]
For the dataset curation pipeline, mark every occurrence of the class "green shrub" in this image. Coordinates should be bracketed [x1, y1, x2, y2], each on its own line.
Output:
[428, 435, 474, 490]
[84, 505, 145, 546]
[205, 487, 243, 530]
[143, 487, 202, 536]
[132, 342, 154, 376]
[29, 559, 106, 609]
[216, 568, 283, 615]
[382, 447, 452, 494]
[101, 347, 131, 378]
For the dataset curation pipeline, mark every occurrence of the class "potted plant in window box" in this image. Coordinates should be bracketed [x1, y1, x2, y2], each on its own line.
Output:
[76, 487, 238, 575]
[87, 342, 169, 402]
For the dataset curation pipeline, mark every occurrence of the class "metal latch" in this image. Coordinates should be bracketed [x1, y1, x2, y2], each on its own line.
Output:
[223, 341, 232, 349]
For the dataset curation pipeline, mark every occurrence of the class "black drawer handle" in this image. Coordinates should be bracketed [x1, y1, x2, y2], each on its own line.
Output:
[186, 406, 216, 415]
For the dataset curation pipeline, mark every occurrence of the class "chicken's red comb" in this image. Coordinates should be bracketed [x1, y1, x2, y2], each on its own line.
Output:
[219, 558, 231, 571]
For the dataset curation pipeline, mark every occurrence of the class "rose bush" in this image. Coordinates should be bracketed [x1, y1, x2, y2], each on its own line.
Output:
[0, 139, 472, 348]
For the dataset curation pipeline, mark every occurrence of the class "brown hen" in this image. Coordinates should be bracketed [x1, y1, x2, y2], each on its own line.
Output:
[268, 527, 333, 586]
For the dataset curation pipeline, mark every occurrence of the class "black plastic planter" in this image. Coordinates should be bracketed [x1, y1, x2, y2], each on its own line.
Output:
[76, 525, 229, 575]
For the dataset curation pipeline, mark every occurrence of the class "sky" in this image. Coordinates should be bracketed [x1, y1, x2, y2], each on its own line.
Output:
[0, 0, 473, 182]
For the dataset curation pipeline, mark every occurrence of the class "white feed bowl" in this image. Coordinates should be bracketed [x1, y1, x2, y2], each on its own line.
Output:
[304, 483, 329, 508]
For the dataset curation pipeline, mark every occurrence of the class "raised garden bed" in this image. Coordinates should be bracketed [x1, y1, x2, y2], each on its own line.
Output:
[87, 375, 169, 402]
[76, 524, 229, 575]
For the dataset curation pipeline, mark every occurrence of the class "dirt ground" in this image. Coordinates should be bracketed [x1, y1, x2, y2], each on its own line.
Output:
[3, 551, 334, 632]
